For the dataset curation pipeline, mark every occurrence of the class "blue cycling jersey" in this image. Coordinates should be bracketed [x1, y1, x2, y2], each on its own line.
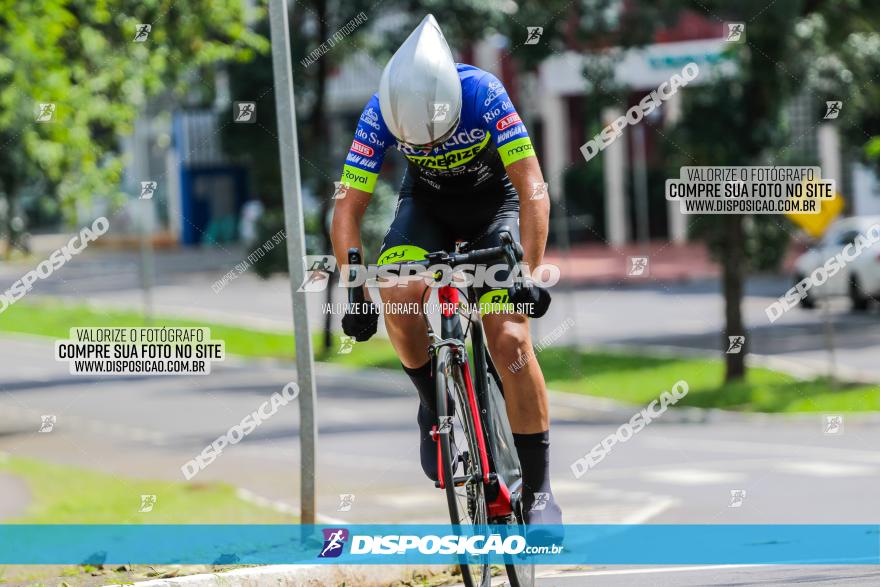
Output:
[340, 63, 534, 194]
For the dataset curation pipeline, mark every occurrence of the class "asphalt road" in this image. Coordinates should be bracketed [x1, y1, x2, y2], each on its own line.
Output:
[1, 335, 879, 585]
[4, 248, 880, 382]
[506, 565, 880, 586]
[2, 250, 880, 585]
[3, 334, 880, 524]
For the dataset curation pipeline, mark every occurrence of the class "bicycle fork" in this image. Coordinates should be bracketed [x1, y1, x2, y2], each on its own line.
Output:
[430, 285, 513, 519]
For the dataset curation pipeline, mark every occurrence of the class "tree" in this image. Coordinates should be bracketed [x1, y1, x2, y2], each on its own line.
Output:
[609, 0, 879, 382]
[668, 0, 880, 381]
[0, 0, 268, 256]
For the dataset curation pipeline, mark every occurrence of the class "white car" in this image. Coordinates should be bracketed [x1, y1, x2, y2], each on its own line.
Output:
[792, 215, 880, 311]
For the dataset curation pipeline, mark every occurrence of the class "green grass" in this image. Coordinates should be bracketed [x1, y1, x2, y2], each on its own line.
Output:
[1, 298, 878, 413]
[0, 299, 297, 360]
[0, 456, 295, 524]
[0, 454, 284, 586]
[0, 298, 404, 365]
[539, 348, 880, 412]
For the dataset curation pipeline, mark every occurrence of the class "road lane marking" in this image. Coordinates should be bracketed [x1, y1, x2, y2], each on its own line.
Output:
[643, 468, 745, 485]
[650, 437, 880, 463]
[620, 496, 678, 524]
[539, 564, 765, 578]
[778, 461, 876, 477]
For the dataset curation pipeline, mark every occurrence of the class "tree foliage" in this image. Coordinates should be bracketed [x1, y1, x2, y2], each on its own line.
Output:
[0, 0, 268, 244]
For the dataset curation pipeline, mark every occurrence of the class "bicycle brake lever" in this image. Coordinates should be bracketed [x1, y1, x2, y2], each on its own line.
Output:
[347, 248, 363, 305]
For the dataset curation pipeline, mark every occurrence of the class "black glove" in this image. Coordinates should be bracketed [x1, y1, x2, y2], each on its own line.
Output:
[342, 301, 380, 342]
[508, 282, 551, 318]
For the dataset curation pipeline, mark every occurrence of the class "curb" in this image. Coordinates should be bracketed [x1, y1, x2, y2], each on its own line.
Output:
[0, 470, 30, 521]
[112, 564, 451, 587]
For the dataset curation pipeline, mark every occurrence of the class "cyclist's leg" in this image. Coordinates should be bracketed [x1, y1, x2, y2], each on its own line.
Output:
[376, 193, 451, 481]
[471, 214, 563, 527]
[376, 193, 450, 366]
[468, 214, 547, 433]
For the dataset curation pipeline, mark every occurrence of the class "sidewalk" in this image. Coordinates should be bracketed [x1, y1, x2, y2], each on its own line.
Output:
[116, 565, 452, 587]
[0, 469, 30, 520]
[543, 240, 809, 286]
[4, 239, 717, 288]
[544, 241, 719, 285]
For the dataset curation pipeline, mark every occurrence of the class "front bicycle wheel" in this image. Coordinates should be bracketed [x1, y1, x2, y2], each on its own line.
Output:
[436, 346, 490, 587]
[482, 360, 535, 587]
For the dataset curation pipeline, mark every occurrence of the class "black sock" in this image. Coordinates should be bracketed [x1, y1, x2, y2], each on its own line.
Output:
[403, 361, 435, 416]
[513, 431, 552, 497]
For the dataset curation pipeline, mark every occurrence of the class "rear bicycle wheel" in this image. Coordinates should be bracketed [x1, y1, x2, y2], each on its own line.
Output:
[436, 346, 490, 587]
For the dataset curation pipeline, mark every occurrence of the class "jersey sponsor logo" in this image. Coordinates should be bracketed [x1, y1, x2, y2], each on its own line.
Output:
[395, 142, 422, 156]
[426, 178, 442, 189]
[351, 140, 374, 157]
[443, 128, 486, 148]
[380, 249, 405, 263]
[360, 107, 382, 130]
[479, 289, 513, 314]
[377, 245, 429, 265]
[496, 124, 526, 143]
[405, 136, 489, 170]
[367, 131, 385, 148]
[483, 80, 507, 106]
[355, 127, 369, 141]
[343, 167, 369, 185]
[499, 137, 535, 165]
[501, 99, 512, 111]
[395, 128, 486, 156]
[473, 162, 492, 186]
[346, 153, 379, 169]
[482, 107, 501, 124]
[496, 112, 521, 131]
[509, 142, 533, 155]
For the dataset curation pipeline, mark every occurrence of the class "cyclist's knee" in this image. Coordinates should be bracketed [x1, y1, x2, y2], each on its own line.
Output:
[379, 282, 424, 330]
[488, 320, 531, 371]
[378, 279, 422, 302]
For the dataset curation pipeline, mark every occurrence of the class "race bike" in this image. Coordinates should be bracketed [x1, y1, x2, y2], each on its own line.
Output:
[348, 228, 546, 587]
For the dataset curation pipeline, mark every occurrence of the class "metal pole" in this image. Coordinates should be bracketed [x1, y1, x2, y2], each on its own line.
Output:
[268, 0, 318, 525]
[133, 118, 154, 323]
[633, 124, 650, 245]
[138, 198, 155, 324]
[821, 299, 838, 389]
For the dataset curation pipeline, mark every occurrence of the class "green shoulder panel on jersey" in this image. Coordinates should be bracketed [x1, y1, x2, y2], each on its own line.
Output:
[341, 164, 378, 194]
[498, 137, 535, 166]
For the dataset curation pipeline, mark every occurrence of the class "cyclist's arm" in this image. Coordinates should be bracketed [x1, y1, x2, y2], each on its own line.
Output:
[331, 95, 394, 272]
[331, 187, 371, 271]
[506, 156, 550, 270]
[476, 72, 550, 269]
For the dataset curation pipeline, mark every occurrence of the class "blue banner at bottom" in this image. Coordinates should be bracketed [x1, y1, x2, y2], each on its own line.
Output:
[0, 524, 877, 565]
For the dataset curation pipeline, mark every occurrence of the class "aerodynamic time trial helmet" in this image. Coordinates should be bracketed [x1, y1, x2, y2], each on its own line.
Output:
[378, 14, 462, 149]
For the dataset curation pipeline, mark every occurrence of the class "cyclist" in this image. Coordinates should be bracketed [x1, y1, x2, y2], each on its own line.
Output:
[331, 14, 562, 526]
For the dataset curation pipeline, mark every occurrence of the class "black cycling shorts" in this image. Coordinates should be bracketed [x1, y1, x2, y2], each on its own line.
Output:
[376, 189, 520, 314]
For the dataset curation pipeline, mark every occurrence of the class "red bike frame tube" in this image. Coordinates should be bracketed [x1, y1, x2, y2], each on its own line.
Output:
[439, 285, 459, 318]
[461, 361, 491, 484]
[486, 478, 513, 519]
[433, 424, 445, 490]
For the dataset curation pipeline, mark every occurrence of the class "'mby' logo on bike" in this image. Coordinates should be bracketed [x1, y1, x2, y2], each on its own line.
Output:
[318, 528, 349, 558]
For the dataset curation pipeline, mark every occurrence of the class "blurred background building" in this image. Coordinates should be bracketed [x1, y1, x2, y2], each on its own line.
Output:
[103, 5, 880, 254]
